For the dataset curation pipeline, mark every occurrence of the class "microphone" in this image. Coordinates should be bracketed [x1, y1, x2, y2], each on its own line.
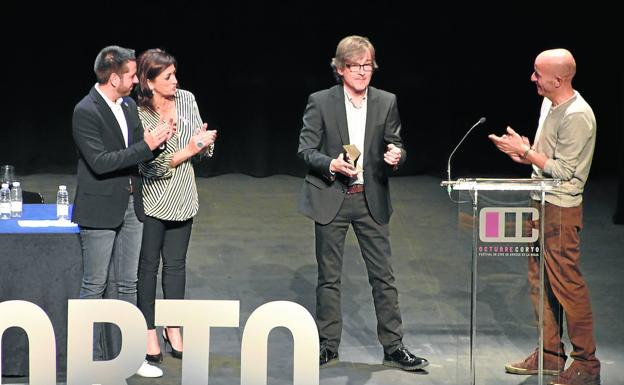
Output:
[446, 117, 486, 194]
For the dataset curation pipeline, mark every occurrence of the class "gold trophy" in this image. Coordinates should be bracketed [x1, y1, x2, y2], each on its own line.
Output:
[342, 144, 362, 173]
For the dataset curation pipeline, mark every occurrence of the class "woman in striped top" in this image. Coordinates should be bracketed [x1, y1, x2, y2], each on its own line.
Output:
[135, 48, 217, 367]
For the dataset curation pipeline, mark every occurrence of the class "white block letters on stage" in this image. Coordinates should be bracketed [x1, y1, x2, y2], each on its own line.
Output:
[0, 299, 319, 385]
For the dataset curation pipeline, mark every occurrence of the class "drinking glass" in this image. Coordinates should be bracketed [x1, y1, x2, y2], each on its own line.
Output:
[1, 165, 15, 186]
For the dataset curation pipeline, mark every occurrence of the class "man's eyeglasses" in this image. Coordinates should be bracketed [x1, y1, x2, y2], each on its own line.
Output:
[345, 63, 374, 73]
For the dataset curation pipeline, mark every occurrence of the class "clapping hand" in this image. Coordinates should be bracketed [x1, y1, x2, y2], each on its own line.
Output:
[488, 126, 531, 164]
[190, 123, 217, 153]
[144, 120, 173, 150]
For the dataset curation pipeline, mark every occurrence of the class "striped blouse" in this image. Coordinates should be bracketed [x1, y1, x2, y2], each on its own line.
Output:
[138, 89, 212, 221]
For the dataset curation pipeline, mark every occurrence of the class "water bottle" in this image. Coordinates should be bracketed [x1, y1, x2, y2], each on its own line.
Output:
[56, 185, 70, 221]
[0, 183, 10, 219]
[10, 181, 22, 218]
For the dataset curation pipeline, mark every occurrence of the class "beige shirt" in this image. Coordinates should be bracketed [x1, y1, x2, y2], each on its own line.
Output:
[531, 91, 596, 207]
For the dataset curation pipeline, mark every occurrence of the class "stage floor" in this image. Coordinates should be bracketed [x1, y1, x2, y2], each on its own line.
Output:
[3, 173, 623, 385]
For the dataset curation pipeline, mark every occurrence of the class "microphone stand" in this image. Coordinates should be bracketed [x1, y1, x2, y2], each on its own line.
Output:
[446, 117, 486, 196]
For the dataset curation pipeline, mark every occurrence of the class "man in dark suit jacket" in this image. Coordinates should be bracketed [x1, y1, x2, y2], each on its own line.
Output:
[72, 46, 168, 375]
[297, 35, 429, 372]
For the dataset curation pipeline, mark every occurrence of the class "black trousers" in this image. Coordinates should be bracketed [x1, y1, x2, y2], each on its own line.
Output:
[314, 192, 404, 354]
[137, 215, 193, 329]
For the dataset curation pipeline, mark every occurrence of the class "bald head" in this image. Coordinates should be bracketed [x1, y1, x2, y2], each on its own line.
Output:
[536, 48, 576, 80]
[531, 48, 578, 104]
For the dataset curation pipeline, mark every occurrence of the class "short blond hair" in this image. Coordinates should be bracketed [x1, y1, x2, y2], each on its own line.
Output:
[331, 35, 378, 82]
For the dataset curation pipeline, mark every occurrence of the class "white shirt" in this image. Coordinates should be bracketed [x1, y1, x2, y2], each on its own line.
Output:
[344, 87, 367, 184]
[95, 83, 129, 147]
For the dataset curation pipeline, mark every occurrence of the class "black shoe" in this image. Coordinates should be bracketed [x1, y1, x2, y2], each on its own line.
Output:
[319, 346, 339, 367]
[163, 328, 183, 359]
[145, 352, 163, 364]
[383, 347, 429, 371]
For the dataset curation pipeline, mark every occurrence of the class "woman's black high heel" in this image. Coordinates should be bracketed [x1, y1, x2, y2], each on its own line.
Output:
[163, 328, 183, 359]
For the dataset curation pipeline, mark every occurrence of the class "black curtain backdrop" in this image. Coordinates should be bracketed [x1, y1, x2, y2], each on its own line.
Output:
[1, 3, 621, 181]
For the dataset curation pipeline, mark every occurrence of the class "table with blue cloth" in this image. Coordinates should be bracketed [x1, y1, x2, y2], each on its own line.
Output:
[0, 204, 80, 378]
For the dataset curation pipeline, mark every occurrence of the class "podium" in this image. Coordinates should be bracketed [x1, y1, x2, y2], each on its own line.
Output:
[441, 178, 561, 385]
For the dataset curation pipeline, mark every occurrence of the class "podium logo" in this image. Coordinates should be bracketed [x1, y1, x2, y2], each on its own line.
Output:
[479, 207, 539, 243]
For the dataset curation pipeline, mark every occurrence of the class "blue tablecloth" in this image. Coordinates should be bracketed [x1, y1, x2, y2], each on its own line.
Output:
[0, 204, 78, 233]
[1, 207, 81, 377]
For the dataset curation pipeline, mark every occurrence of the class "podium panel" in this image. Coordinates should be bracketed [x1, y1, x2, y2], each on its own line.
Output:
[443, 178, 562, 385]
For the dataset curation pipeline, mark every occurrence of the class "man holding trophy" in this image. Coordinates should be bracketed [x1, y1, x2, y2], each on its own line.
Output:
[297, 35, 428, 372]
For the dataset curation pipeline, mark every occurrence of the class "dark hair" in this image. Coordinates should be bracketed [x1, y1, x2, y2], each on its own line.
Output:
[136, 48, 178, 110]
[93, 46, 136, 84]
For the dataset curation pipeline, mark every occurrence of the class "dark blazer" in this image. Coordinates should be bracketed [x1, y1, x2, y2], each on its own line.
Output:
[71, 86, 155, 228]
[297, 85, 406, 225]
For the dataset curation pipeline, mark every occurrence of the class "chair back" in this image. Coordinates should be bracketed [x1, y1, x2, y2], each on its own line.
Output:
[22, 191, 45, 204]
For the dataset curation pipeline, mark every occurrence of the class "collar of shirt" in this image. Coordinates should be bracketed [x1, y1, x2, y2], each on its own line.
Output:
[95, 83, 124, 110]
[550, 90, 578, 112]
[344, 87, 368, 109]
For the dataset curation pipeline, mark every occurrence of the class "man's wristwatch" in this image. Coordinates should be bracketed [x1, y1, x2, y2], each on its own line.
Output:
[520, 146, 532, 159]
